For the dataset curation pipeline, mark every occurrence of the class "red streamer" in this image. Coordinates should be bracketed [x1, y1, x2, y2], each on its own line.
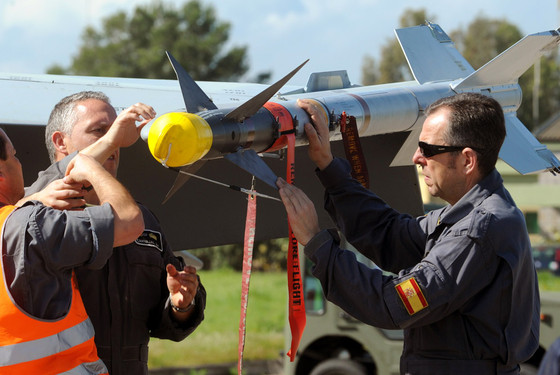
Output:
[237, 193, 257, 374]
[285, 133, 306, 361]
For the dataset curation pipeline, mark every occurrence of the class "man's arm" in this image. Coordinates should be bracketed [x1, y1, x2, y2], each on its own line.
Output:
[277, 177, 321, 245]
[18, 178, 86, 209]
[81, 103, 155, 164]
[64, 153, 144, 246]
[167, 264, 200, 323]
[23, 103, 155, 206]
[297, 99, 333, 170]
[138, 208, 206, 340]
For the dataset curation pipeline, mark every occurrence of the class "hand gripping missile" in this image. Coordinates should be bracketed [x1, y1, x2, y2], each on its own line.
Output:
[147, 52, 312, 202]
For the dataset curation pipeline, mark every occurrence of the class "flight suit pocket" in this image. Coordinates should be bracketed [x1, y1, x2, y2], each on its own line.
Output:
[124, 245, 165, 321]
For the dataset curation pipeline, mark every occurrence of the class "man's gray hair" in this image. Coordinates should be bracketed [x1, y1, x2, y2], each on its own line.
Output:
[45, 91, 111, 163]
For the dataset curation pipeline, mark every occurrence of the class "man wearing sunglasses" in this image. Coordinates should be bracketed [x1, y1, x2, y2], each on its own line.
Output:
[277, 93, 539, 375]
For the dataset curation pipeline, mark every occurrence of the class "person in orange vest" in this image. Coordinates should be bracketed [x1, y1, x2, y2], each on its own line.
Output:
[0, 128, 144, 374]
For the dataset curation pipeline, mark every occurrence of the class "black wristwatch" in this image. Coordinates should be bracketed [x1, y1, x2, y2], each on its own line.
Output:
[170, 296, 195, 313]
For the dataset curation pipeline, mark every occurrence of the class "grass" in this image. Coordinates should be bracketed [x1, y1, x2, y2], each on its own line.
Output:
[148, 269, 287, 369]
[537, 271, 560, 291]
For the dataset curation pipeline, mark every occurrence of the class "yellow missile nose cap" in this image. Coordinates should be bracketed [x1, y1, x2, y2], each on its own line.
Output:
[148, 112, 213, 167]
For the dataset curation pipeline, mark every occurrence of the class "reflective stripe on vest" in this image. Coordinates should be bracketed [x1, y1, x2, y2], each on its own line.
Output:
[0, 205, 108, 374]
[59, 356, 109, 375]
[0, 317, 94, 365]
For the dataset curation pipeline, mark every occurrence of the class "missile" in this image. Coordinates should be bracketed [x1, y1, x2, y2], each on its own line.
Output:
[146, 22, 560, 201]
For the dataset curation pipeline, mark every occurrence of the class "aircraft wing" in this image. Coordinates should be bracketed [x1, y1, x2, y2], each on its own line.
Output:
[0, 72, 273, 126]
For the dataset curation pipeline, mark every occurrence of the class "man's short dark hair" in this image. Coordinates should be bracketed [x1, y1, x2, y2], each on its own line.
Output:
[425, 92, 506, 176]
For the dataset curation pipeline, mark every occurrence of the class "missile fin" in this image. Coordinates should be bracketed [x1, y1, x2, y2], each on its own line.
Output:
[500, 114, 560, 174]
[224, 149, 278, 189]
[390, 128, 422, 167]
[396, 22, 474, 84]
[162, 161, 206, 204]
[166, 51, 218, 113]
[453, 29, 560, 90]
[224, 60, 309, 122]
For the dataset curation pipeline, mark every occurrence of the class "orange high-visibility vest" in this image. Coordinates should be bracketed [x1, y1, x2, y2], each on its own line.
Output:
[0, 205, 108, 374]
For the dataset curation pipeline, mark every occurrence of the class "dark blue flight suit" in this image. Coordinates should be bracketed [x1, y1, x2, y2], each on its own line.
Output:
[304, 158, 539, 375]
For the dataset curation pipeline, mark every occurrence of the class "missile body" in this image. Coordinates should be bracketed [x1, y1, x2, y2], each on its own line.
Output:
[148, 22, 560, 184]
[148, 81, 521, 168]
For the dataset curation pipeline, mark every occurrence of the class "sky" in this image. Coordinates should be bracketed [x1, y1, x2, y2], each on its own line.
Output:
[0, 0, 558, 87]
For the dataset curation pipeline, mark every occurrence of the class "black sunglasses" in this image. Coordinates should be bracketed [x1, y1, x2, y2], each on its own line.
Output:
[418, 141, 466, 157]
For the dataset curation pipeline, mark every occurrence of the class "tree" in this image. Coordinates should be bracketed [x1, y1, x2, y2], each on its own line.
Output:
[450, 14, 560, 130]
[48, 0, 249, 81]
[360, 55, 378, 86]
[361, 8, 435, 85]
[449, 14, 522, 69]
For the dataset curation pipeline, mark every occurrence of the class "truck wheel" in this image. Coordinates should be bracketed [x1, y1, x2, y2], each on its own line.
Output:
[309, 359, 368, 375]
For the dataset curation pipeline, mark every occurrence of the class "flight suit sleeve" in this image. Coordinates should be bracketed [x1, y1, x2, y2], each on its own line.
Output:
[159, 282, 207, 339]
[25, 152, 75, 195]
[151, 249, 206, 341]
[384, 209, 501, 328]
[305, 209, 501, 330]
[4, 202, 116, 318]
[304, 229, 401, 329]
[27, 202, 116, 270]
[143, 208, 206, 341]
[316, 158, 427, 273]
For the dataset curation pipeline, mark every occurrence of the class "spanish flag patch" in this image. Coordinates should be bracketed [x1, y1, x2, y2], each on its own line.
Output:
[395, 277, 428, 315]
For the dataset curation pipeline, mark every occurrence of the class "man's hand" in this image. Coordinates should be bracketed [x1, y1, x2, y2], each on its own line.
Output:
[17, 179, 86, 210]
[78, 103, 156, 169]
[277, 177, 320, 246]
[167, 264, 199, 319]
[65, 152, 144, 247]
[64, 153, 107, 185]
[105, 103, 156, 149]
[298, 99, 333, 170]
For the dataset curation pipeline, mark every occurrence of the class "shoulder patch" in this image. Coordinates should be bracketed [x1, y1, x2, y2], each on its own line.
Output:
[135, 229, 163, 252]
[395, 277, 428, 315]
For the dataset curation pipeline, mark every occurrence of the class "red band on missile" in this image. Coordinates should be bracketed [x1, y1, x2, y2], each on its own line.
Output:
[263, 102, 293, 152]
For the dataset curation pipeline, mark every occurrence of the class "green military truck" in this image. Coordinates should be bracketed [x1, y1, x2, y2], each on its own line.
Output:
[283, 249, 560, 375]
[283, 250, 403, 375]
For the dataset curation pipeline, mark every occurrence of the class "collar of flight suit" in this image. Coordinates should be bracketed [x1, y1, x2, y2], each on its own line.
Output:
[437, 169, 503, 227]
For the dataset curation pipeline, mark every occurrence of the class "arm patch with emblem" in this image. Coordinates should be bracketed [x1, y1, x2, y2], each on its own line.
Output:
[396, 277, 428, 315]
[134, 229, 163, 252]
